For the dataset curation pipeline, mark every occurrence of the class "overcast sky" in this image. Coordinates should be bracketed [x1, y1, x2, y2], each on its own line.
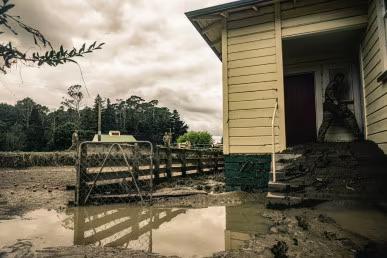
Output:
[0, 0, 230, 135]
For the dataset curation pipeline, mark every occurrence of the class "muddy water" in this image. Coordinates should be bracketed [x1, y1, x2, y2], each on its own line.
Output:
[0, 204, 270, 257]
[316, 202, 387, 242]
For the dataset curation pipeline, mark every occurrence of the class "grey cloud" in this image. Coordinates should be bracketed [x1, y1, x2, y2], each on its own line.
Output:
[1, 0, 224, 135]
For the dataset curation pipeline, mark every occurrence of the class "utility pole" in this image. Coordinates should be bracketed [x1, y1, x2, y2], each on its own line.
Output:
[98, 98, 102, 142]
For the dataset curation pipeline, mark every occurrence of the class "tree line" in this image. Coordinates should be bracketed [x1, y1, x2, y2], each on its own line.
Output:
[0, 86, 188, 151]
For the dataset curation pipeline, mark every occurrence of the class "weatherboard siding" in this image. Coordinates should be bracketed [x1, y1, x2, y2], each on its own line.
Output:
[219, 0, 386, 154]
[280, 0, 368, 38]
[224, 3, 284, 154]
[361, 0, 387, 154]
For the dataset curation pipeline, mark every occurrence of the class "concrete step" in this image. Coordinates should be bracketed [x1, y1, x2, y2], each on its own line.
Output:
[269, 181, 305, 193]
[270, 171, 286, 181]
[275, 153, 302, 162]
[271, 162, 292, 171]
[268, 181, 289, 191]
[266, 192, 303, 206]
[270, 171, 306, 181]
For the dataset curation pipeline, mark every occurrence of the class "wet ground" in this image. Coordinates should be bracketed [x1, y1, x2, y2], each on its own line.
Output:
[0, 204, 270, 257]
[1, 166, 387, 257]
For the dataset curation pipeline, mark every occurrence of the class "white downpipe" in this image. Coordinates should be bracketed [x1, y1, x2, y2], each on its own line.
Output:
[271, 100, 278, 182]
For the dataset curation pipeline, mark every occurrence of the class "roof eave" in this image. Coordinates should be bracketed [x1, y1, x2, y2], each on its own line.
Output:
[185, 0, 270, 18]
[185, 0, 274, 61]
[185, 14, 222, 60]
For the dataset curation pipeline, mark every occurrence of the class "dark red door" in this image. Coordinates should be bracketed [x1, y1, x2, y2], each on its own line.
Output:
[284, 73, 317, 146]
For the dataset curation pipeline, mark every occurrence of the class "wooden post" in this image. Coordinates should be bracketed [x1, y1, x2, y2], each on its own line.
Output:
[166, 147, 172, 178]
[133, 143, 140, 182]
[180, 149, 187, 177]
[153, 146, 160, 182]
[73, 207, 85, 244]
[77, 143, 88, 205]
[97, 100, 102, 142]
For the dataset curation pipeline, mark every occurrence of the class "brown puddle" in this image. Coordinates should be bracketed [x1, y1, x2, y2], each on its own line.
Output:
[0, 204, 270, 257]
[316, 201, 387, 242]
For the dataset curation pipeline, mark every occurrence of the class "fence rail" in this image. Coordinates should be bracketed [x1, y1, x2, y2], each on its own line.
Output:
[76, 142, 224, 206]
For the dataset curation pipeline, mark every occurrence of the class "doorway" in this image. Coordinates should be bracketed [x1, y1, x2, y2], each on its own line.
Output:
[284, 73, 317, 146]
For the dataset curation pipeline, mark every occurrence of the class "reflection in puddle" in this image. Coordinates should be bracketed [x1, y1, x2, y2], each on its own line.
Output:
[0, 204, 269, 257]
[0, 209, 73, 248]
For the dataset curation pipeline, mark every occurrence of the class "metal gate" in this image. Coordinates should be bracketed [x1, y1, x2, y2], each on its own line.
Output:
[76, 141, 153, 206]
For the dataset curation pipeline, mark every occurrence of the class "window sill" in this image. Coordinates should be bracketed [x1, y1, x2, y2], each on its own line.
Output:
[377, 70, 387, 83]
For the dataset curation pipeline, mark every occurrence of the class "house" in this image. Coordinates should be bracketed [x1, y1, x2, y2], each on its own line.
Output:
[186, 0, 387, 189]
[92, 131, 137, 142]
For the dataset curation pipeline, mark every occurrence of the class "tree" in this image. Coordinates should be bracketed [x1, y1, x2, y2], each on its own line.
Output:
[0, 0, 104, 73]
[2, 123, 25, 151]
[170, 109, 188, 142]
[0, 94, 190, 151]
[80, 106, 95, 132]
[102, 98, 116, 133]
[14, 97, 36, 129]
[25, 106, 46, 151]
[61, 85, 84, 128]
[177, 131, 213, 147]
[52, 122, 76, 150]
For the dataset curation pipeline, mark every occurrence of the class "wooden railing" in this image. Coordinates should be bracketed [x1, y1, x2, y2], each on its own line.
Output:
[76, 142, 224, 205]
[152, 146, 224, 180]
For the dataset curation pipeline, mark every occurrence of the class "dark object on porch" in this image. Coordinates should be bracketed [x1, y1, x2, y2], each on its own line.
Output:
[224, 155, 271, 191]
[284, 73, 317, 146]
[317, 73, 361, 142]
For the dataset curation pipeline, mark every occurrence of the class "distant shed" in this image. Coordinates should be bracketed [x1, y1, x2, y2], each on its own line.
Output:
[92, 131, 137, 142]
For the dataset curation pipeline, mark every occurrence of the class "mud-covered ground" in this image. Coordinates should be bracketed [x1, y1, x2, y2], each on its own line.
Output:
[0, 166, 386, 258]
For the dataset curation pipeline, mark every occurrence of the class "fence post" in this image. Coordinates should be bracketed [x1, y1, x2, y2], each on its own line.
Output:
[180, 149, 187, 177]
[153, 146, 160, 182]
[133, 143, 140, 182]
[73, 208, 85, 244]
[77, 143, 88, 205]
[166, 147, 172, 178]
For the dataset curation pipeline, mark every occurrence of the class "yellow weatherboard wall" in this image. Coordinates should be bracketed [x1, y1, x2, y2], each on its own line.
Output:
[361, 0, 387, 153]
[223, 3, 285, 155]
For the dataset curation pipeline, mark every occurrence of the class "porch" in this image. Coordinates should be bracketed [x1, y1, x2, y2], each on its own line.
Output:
[282, 28, 365, 146]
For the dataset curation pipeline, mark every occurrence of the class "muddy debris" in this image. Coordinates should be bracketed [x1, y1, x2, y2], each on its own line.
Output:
[295, 215, 309, 230]
[271, 241, 288, 258]
[318, 213, 336, 224]
[324, 231, 337, 240]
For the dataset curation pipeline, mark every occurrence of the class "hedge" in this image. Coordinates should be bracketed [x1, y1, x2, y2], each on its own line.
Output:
[0, 152, 77, 168]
